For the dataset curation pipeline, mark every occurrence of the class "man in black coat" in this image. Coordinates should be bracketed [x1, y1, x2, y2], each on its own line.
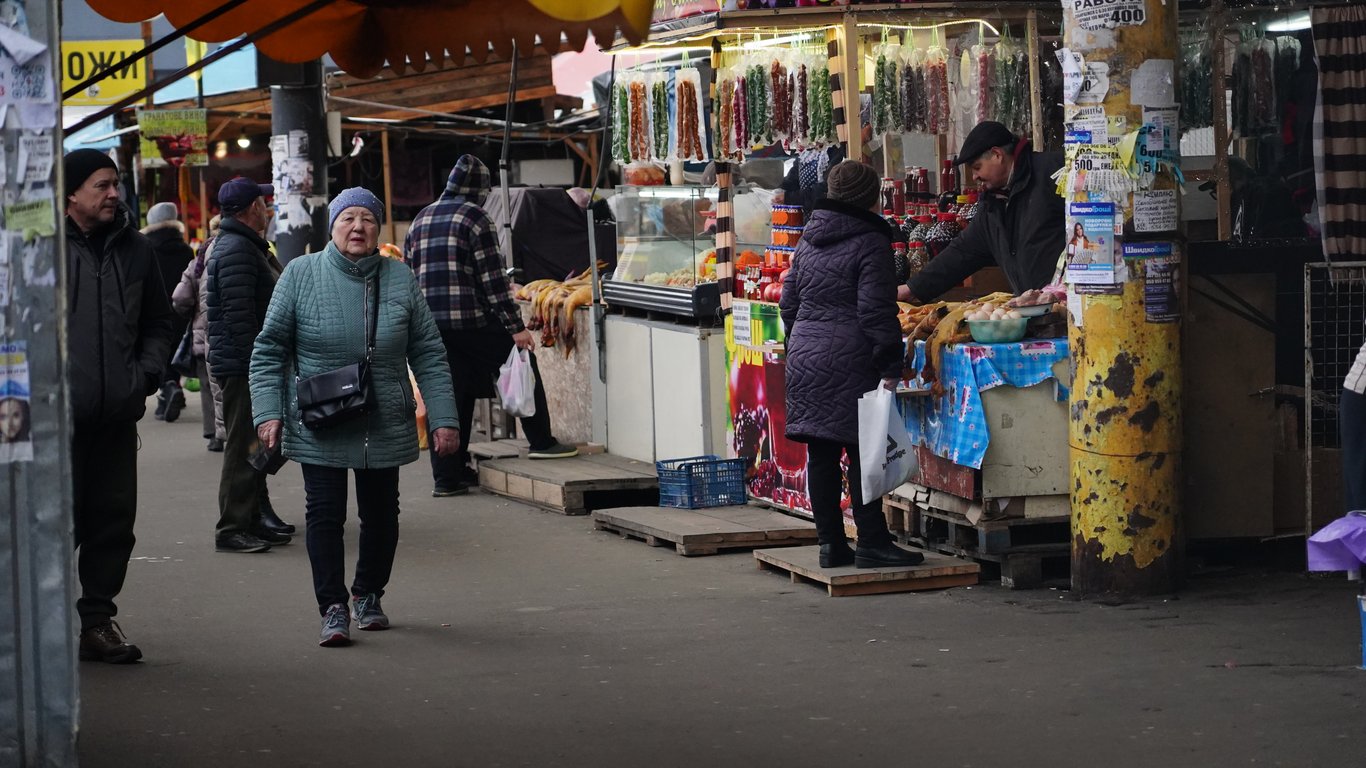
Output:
[142, 202, 194, 422]
[900, 121, 1066, 302]
[63, 149, 178, 663]
[205, 177, 292, 553]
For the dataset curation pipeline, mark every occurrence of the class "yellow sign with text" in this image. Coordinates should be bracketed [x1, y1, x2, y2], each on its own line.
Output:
[61, 40, 146, 107]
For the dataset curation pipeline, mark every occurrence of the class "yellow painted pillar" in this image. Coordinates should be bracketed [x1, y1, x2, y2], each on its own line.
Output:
[1064, 0, 1183, 596]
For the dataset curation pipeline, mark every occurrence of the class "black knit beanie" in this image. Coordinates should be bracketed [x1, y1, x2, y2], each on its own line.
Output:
[64, 149, 118, 198]
[826, 160, 880, 211]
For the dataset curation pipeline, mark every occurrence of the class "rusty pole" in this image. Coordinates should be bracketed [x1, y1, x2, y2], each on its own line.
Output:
[1064, 0, 1183, 596]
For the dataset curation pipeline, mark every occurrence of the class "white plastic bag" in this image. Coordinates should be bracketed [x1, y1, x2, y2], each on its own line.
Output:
[857, 386, 917, 505]
[497, 348, 537, 418]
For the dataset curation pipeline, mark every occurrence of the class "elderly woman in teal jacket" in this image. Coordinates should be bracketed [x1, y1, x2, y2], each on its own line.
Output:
[251, 187, 459, 648]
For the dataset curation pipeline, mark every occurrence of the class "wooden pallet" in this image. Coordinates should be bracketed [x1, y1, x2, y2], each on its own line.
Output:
[479, 453, 658, 515]
[754, 547, 980, 597]
[891, 500, 1071, 589]
[593, 505, 817, 556]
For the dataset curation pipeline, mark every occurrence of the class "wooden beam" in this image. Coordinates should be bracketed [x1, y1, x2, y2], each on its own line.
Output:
[381, 129, 395, 246]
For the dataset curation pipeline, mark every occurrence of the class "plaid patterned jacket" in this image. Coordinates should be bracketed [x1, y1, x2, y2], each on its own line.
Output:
[403, 155, 523, 335]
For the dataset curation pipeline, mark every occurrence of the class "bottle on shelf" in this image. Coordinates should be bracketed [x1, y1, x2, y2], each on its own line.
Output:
[939, 158, 959, 197]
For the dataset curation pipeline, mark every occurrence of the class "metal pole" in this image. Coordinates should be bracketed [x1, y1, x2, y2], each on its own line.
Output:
[0, 0, 78, 764]
[270, 60, 329, 264]
[500, 40, 520, 262]
[1066, 0, 1184, 597]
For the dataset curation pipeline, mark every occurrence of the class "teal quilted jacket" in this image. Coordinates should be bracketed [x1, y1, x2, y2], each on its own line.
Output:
[249, 243, 458, 468]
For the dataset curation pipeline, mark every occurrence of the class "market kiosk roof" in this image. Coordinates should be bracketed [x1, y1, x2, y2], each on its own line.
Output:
[84, 0, 654, 77]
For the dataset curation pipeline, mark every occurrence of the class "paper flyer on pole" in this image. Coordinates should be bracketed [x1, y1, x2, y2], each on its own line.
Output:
[1064, 202, 1118, 286]
[0, 341, 33, 462]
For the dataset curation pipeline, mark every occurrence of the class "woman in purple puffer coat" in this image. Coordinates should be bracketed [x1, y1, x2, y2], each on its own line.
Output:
[780, 161, 925, 570]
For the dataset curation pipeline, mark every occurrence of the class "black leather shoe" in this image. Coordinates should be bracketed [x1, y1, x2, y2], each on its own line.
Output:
[260, 504, 296, 535]
[855, 542, 926, 569]
[216, 531, 271, 553]
[819, 542, 856, 568]
[250, 525, 292, 546]
[79, 621, 143, 664]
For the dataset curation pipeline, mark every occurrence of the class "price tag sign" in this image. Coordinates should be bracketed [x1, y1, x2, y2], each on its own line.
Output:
[732, 300, 752, 346]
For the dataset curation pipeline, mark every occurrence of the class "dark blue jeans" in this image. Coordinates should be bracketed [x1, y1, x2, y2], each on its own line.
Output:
[300, 464, 401, 615]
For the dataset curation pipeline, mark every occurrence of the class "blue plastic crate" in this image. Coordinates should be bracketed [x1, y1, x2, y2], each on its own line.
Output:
[655, 455, 748, 509]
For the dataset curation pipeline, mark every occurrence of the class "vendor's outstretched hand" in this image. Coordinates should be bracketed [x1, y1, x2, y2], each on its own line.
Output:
[432, 427, 460, 457]
[896, 285, 915, 303]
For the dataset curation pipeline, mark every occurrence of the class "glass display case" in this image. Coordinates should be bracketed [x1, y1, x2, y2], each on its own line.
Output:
[603, 185, 722, 322]
[603, 184, 777, 322]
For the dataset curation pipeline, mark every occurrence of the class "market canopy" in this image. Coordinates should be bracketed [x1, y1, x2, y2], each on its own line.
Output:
[85, 0, 653, 77]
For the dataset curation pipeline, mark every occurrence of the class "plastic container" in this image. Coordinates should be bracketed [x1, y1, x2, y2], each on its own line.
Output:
[905, 215, 933, 244]
[967, 318, 1028, 343]
[771, 226, 803, 248]
[906, 241, 929, 275]
[772, 204, 803, 227]
[656, 455, 748, 509]
[939, 159, 958, 196]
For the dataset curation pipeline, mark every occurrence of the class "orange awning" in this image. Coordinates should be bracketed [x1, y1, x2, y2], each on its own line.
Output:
[86, 0, 652, 77]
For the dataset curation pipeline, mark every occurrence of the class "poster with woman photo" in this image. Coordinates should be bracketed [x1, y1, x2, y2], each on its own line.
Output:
[0, 341, 33, 462]
[1064, 202, 1118, 286]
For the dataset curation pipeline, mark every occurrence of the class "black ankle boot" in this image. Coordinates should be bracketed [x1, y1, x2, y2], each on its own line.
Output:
[260, 503, 295, 535]
[819, 542, 856, 568]
[854, 542, 926, 569]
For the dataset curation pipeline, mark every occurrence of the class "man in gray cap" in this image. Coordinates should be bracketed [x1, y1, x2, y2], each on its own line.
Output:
[206, 177, 293, 552]
[900, 121, 1065, 303]
[64, 148, 178, 663]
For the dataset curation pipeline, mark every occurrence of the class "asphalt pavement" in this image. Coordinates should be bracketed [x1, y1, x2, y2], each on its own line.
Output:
[76, 390, 1366, 767]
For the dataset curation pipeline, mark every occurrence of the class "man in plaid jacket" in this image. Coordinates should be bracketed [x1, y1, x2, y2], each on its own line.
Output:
[405, 154, 578, 497]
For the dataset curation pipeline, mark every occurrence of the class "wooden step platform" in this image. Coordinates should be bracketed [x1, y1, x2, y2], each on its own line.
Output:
[479, 453, 658, 515]
[754, 547, 980, 597]
[593, 505, 817, 556]
[468, 439, 526, 462]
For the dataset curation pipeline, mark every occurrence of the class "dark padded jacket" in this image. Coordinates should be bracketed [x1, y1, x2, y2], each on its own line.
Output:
[780, 199, 905, 446]
[65, 205, 178, 425]
[907, 142, 1066, 301]
[143, 220, 194, 301]
[206, 217, 277, 378]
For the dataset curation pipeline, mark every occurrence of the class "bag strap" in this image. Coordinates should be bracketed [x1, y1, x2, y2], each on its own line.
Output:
[364, 265, 381, 364]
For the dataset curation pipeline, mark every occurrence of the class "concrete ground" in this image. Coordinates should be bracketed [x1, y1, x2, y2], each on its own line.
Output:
[78, 392, 1365, 767]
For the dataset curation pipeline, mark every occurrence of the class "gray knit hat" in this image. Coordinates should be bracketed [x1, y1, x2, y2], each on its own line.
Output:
[146, 202, 178, 226]
[328, 187, 385, 231]
[826, 160, 880, 211]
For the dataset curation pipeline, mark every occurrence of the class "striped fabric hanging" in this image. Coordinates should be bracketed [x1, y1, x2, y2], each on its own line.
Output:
[1312, 5, 1366, 260]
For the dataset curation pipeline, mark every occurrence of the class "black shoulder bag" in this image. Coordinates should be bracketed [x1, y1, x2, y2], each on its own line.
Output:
[295, 268, 380, 429]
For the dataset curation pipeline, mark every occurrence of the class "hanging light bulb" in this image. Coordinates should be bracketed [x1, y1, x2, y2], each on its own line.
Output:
[237, 131, 251, 149]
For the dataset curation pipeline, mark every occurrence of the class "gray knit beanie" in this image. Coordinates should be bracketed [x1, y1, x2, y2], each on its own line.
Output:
[825, 160, 880, 211]
[328, 187, 385, 231]
[147, 202, 178, 226]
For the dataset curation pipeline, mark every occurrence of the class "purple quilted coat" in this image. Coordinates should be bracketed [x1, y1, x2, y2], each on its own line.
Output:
[780, 199, 905, 446]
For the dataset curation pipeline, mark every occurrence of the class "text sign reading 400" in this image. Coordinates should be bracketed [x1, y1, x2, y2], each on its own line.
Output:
[1071, 0, 1148, 30]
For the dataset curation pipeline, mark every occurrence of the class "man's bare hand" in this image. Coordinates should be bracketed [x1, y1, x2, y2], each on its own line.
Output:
[511, 329, 534, 351]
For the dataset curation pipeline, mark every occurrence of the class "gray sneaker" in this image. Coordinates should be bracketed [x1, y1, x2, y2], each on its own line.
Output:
[527, 441, 579, 460]
[351, 593, 389, 631]
[319, 603, 351, 647]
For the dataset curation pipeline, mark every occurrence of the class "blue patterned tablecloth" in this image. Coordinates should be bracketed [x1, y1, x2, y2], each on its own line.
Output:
[902, 339, 1070, 470]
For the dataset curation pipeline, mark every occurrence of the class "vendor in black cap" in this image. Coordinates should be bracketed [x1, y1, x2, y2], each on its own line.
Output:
[898, 121, 1065, 303]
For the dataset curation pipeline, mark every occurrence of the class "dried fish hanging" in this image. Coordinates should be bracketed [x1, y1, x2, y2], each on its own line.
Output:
[672, 67, 710, 162]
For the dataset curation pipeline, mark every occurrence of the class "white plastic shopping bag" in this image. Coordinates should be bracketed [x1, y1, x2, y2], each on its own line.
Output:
[857, 386, 918, 505]
[497, 347, 537, 418]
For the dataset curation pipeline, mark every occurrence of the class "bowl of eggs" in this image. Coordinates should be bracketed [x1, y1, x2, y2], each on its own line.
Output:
[964, 306, 1027, 343]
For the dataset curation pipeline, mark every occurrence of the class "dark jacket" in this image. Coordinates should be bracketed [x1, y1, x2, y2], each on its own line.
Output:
[206, 217, 277, 378]
[907, 142, 1066, 301]
[142, 220, 194, 301]
[780, 199, 905, 446]
[65, 204, 178, 424]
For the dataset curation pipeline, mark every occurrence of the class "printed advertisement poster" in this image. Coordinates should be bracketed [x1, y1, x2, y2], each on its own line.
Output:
[727, 345, 822, 517]
[61, 39, 145, 107]
[1129, 242, 1180, 323]
[137, 108, 208, 167]
[0, 341, 33, 462]
[1065, 202, 1118, 285]
[1070, 0, 1148, 30]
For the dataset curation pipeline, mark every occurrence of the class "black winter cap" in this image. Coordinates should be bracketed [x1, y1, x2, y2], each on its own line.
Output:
[954, 121, 1018, 166]
[63, 148, 118, 197]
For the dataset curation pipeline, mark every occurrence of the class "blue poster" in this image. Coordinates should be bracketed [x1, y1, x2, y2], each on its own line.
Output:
[1064, 202, 1118, 286]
